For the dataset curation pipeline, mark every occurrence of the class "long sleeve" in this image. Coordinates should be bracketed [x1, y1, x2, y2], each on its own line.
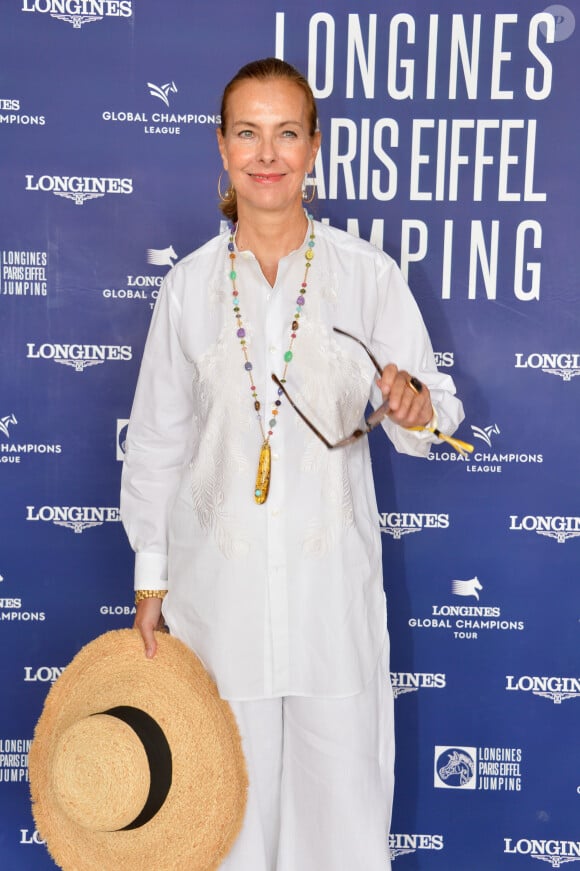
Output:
[369, 255, 465, 456]
[120, 267, 196, 589]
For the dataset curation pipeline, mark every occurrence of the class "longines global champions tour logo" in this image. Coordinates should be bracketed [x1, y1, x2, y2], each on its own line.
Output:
[408, 576, 525, 641]
[103, 244, 178, 309]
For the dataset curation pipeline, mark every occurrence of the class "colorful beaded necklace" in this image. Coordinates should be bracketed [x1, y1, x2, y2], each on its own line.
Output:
[228, 214, 315, 504]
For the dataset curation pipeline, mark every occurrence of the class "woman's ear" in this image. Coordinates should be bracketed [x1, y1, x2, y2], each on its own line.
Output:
[308, 130, 322, 172]
[216, 128, 228, 170]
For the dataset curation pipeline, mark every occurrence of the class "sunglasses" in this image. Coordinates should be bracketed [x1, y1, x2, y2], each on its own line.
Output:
[271, 327, 473, 456]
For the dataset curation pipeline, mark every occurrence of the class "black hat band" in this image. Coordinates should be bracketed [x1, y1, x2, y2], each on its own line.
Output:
[102, 705, 173, 830]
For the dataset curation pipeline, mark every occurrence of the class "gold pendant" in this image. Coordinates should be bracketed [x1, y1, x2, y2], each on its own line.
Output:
[254, 440, 271, 504]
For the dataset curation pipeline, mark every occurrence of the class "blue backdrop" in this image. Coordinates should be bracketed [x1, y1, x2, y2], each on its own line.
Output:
[1, 1, 579, 868]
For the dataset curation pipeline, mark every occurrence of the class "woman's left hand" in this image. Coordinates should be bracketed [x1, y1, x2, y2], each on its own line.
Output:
[377, 364, 433, 429]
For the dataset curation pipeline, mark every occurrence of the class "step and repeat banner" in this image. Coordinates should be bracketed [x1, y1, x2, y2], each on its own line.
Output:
[1, 1, 578, 868]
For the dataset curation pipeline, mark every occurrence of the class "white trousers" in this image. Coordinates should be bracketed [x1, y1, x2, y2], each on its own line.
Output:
[220, 641, 394, 871]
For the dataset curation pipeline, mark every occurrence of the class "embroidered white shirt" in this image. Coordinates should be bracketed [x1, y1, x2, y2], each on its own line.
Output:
[120, 219, 464, 700]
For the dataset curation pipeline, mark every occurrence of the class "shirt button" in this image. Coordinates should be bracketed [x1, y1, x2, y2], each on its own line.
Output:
[269, 345, 277, 354]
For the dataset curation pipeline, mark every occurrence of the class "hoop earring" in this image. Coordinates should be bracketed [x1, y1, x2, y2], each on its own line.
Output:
[217, 170, 234, 203]
[302, 175, 316, 204]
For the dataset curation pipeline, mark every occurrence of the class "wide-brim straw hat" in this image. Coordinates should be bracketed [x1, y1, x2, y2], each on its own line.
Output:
[29, 629, 248, 871]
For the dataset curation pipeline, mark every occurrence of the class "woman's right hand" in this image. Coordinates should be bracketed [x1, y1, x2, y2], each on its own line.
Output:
[134, 597, 167, 659]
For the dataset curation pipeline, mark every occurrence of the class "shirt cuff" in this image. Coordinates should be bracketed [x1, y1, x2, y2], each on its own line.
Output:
[134, 552, 169, 591]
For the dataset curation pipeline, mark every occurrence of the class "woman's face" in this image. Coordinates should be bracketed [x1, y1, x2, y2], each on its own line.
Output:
[217, 77, 320, 220]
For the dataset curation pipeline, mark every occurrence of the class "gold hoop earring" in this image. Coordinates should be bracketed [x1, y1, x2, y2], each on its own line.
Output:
[302, 175, 316, 204]
[217, 170, 234, 203]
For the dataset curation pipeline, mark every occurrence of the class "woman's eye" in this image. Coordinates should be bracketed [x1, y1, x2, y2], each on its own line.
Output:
[238, 130, 254, 139]
[281, 129, 298, 138]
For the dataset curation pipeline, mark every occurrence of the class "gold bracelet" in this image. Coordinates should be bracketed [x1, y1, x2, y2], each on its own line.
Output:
[135, 589, 168, 605]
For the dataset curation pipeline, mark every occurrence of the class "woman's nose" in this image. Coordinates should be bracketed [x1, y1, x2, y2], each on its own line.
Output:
[256, 135, 277, 163]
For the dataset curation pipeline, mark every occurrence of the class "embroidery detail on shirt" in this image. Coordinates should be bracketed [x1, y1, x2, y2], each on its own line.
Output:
[190, 324, 252, 558]
[316, 269, 338, 302]
[208, 277, 226, 305]
[292, 322, 369, 555]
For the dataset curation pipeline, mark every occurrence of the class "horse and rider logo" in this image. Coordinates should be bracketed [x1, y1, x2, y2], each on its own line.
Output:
[452, 576, 483, 599]
[146, 245, 178, 268]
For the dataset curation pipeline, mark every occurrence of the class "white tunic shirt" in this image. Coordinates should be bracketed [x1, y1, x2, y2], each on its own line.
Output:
[120, 219, 464, 700]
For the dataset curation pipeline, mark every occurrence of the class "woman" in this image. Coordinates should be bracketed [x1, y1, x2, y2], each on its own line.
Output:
[121, 57, 464, 871]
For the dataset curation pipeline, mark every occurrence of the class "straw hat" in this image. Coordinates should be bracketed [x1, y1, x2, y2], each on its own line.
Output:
[29, 629, 248, 871]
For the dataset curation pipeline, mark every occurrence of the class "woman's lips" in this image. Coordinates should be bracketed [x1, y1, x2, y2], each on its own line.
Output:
[249, 173, 286, 183]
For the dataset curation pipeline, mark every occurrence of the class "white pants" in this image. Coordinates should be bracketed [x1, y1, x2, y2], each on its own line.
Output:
[220, 642, 394, 871]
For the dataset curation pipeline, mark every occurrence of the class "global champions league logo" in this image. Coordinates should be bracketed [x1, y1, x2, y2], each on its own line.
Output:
[147, 81, 177, 107]
[471, 422, 500, 446]
[1, 413, 62, 464]
[102, 77, 219, 136]
[429, 416, 543, 474]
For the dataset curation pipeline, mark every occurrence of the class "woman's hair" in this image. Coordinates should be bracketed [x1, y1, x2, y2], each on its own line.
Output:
[218, 57, 318, 223]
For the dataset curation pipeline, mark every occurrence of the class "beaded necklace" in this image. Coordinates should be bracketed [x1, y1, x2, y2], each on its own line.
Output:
[228, 215, 315, 504]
